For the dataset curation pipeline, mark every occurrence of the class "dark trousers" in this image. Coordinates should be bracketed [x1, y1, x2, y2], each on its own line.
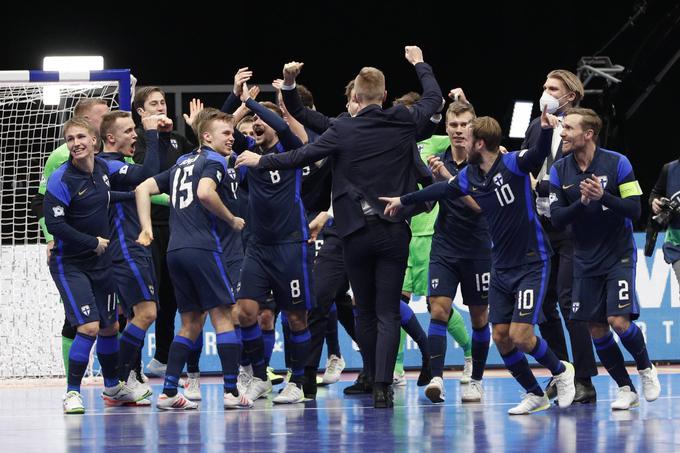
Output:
[538, 219, 598, 379]
[150, 224, 177, 364]
[306, 234, 356, 370]
[342, 218, 410, 384]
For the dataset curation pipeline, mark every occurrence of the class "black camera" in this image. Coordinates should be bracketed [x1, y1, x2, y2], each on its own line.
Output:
[645, 197, 680, 256]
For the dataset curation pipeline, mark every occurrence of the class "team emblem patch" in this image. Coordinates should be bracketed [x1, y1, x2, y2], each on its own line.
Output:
[52, 206, 65, 217]
[598, 175, 608, 189]
[227, 168, 236, 179]
[148, 285, 155, 295]
[549, 193, 557, 204]
[493, 174, 504, 186]
[81, 305, 91, 316]
[102, 174, 110, 187]
[572, 302, 580, 313]
[216, 170, 223, 182]
[431, 278, 439, 289]
[170, 138, 178, 149]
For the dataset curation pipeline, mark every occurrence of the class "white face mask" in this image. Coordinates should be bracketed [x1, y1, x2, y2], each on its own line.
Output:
[539, 92, 569, 114]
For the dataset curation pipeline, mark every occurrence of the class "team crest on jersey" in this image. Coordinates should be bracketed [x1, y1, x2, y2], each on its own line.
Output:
[81, 305, 91, 316]
[102, 174, 110, 187]
[227, 168, 236, 180]
[572, 302, 580, 313]
[431, 278, 439, 289]
[170, 138, 178, 149]
[493, 173, 504, 186]
[598, 176, 608, 189]
[52, 206, 65, 217]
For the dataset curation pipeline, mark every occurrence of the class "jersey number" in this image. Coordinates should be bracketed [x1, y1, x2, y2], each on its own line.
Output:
[270, 171, 281, 184]
[290, 279, 301, 298]
[475, 272, 490, 292]
[494, 183, 515, 206]
[517, 289, 534, 310]
[172, 165, 195, 209]
[618, 280, 629, 301]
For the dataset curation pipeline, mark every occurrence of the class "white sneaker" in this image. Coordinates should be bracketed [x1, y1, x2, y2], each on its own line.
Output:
[611, 386, 640, 410]
[508, 393, 551, 415]
[237, 365, 253, 396]
[393, 371, 407, 387]
[183, 373, 202, 401]
[101, 382, 149, 407]
[156, 393, 199, 411]
[145, 358, 167, 377]
[127, 370, 152, 398]
[461, 357, 473, 384]
[461, 379, 483, 403]
[273, 382, 304, 404]
[224, 392, 254, 409]
[245, 377, 272, 401]
[552, 361, 576, 408]
[322, 354, 345, 384]
[63, 390, 85, 414]
[425, 377, 446, 403]
[639, 366, 661, 402]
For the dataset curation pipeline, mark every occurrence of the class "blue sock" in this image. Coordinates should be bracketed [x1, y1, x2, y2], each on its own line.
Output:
[619, 323, 652, 370]
[325, 304, 341, 357]
[501, 348, 543, 396]
[289, 327, 312, 385]
[67, 333, 95, 393]
[96, 334, 120, 389]
[119, 323, 145, 381]
[401, 301, 428, 357]
[241, 323, 266, 380]
[428, 319, 448, 378]
[217, 331, 241, 395]
[593, 332, 635, 390]
[163, 335, 193, 397]
[262, 329, 276, 368]
[186, 331, 203, 374]
[471, 324, 490, 381]
[529, 337, 566, 375]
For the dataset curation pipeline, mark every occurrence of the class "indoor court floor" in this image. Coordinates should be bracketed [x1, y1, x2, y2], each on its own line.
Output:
[2, 367, 680, 452]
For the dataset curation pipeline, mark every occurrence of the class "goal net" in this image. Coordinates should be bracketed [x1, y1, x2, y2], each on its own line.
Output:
[0, 69, 133, 378]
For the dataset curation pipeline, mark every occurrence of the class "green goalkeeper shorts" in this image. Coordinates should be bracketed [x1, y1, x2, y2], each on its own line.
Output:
[402, 235, 433, 297]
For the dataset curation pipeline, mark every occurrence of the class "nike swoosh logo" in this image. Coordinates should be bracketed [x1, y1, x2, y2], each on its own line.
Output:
[519, 311, 532, 317]
[430, 354, 443, 359]
[562, 184, 574, 190]
[291, 299, 303, 305]
[618, 303, 631, 309]
[78, 189, 87, 196]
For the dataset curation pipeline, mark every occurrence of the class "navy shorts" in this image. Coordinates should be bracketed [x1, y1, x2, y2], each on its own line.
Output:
[571, 264, 639, 323]
[167, 248, 237, 313]
[237, 241, 315, 311]
[488, 260, 551, 325]
[428, 254, 491, 306]
[50, 261, 117, 328]
[112, 255, 158, 317]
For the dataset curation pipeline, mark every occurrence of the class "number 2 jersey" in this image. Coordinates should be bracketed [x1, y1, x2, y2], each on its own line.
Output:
[154, 147, 240, 255]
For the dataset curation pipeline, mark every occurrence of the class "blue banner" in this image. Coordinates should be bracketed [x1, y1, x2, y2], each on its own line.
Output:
[133, 233, 678, 373]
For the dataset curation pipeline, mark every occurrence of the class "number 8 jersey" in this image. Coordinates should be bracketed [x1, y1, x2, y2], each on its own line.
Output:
[154, 147, 229, 253]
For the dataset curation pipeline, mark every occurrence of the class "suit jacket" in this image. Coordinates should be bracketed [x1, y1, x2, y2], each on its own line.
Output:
[258, 62, 442, 238]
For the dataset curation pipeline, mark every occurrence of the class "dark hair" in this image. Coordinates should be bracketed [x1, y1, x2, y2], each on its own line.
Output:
[297, 84, 314, 108]
[133, 86, 165, 111]
[393, 92, 421, 107]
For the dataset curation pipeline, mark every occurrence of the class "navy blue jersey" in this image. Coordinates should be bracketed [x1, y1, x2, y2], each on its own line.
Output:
[154, 147, 233, 253]
[44, 157, 131, 267]
[217, 158, 244, 261]
[549, 148, 642, 277]
[431, 149, 491, 260]
[232, 99, 309, 245]
[402, 128, 555, 269]
[99, 131, 162, 261]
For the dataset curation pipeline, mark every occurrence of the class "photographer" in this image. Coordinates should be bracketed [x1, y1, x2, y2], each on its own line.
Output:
[648, 159, 680, 293]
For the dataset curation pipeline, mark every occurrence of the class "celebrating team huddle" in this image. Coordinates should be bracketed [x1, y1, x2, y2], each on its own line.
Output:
[40, 46, 663, 416]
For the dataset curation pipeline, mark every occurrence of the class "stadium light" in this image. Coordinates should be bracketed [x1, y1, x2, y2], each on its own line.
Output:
[42, 56, 104, 105]
[508, 101, 533, 139]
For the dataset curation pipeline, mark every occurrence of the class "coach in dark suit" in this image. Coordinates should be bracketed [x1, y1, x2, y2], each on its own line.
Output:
[236, 45, 442, 408]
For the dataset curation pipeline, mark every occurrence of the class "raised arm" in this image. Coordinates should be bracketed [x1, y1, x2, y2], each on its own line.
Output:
[516, 107, 559, 174]
[404, 46, 444, 130]
[279, 61, 334, 134]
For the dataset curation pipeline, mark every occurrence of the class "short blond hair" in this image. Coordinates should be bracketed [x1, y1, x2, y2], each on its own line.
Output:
[354, 67, 385, 103]
[547, 69, 584, 104]
[63, 116, 98, 138]
[194, 108, 234, 143]
[469, 116, 502, 151]
[73, 98, 108, 116]
[564, 107, 602, 137]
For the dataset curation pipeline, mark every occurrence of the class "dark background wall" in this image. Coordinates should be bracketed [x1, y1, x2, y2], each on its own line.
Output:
[3, 0, 677, 226]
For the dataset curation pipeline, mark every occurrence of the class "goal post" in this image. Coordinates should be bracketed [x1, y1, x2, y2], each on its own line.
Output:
[0, 69, 133, 378]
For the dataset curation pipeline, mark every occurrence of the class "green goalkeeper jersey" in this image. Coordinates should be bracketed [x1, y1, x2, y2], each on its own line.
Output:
[409, 135, 451, 237]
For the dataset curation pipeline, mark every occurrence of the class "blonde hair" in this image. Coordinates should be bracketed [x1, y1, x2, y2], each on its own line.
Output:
[547, 69, 584, 105]
[354, 67, 385, 103]
[63, 116, 98, 138]
[194, 108, 234, 144]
